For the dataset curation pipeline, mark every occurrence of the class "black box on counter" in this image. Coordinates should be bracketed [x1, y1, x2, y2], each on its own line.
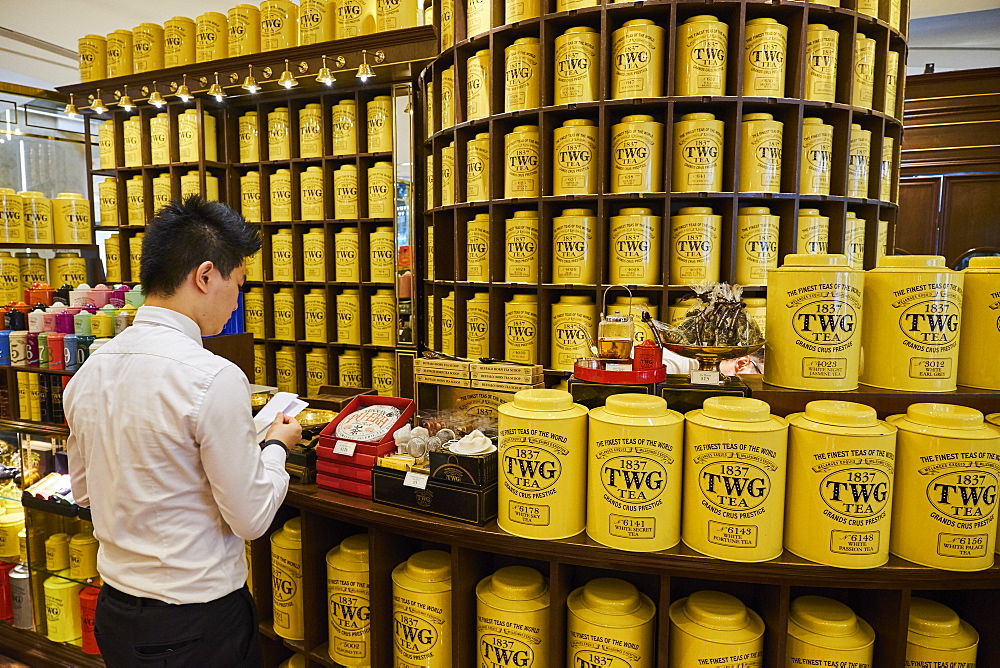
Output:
[568, 377, 656, 409]
[372, 467, 498, 526]
[429, 448, 498, 488]
[656, 374, 752, 413]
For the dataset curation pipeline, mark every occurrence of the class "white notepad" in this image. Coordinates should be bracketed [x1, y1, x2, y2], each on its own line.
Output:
[252, 392, 309, 440]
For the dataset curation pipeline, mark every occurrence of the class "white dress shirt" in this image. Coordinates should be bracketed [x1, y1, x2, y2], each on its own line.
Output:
[66, 306, 289, 605]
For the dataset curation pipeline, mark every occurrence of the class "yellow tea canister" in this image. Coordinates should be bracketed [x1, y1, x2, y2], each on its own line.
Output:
[52, 193, 91, 243]
[785, 400, 897, 568]
[669, 591, 765, 667]
[339, 349, 363, 386]
[299, 0, 334, 44]
[476, 566, 549, 668]
[796, 209, 829, 255]
[466, 133, 490, 202]
[466, 0, 491, 37]
[567, 578, 655, 668]
[683, 397, 788, 562]
[152, 173, 171, 213]
[876, 220, 889, 262]
[78, 35, 107, 82]
[303, 289, 327, 342]
[49, 252, 87, 287]
[804, 24, 839, 102]
[554, 27, 600, 105]
[238, 112, 260, 163]
[107, 29, 133, 78]
[271, 517, 304, 640]
[588, 395, 684, 551]
[246, 288, 266, 339]
[441, 0, 454, 49]
[241, 171, 262, 223]
[227, 5, 260, 57]
[274, 347, 297, 393]
[505, 211, 539, 283]
[675, 15, 728, 97]
[505, 294, 538, 363]
[102, 235, 121, 283]
[764, 254, 864, 390]
[196, 12, 228, 62]
[132, 22, 164, 73]
[369, 225, 395, 283]
[467, 213, 490, 281]
[98, 121, 116, 170]
[305, 349, 328, 403]
[552, 208, 596, 284]
[801, 117, 834, 196]
[327, 534, 373, 666]
[612, 20, 664, 99]
[505, 126, 540, 198]
[843, 212, 866, 269]
[367, 162, 393, 218]
[371, 289, 396, 347]
[268, 107, 291, 161]
[302, 228, 326, 282]
[123, 118, 142, 168]
[260, 0, 297, 51]
[857, 0, 879, 19]
[334, 227, 360, 282]
[611, 115, 663, 194]
[743, 18, 787, 97]
[442, 292, 456, 356]
[505, 37, 540, 113]
[378, 0, 417, 31]
[392, 551, 452, 666]
[0, 190, 23, 243]
[20, 191, 52, 245]
[670, 206, 721, 285]
[300, 104, 323, 159]
[300, 166, 325, 221]
[736, 206, 779, 285]
[860, 256, 963, 392]
[505, 0, 539, 24]
[959, 258, 1000, 389]
[885, 50, 901, 117]
[672, 112, 724, 192]
[880, 137, 895, 202]
[43, 571, 82, 643]
[440, 142, 455, 206]
[853, 33, 877, 109]
[440, 66, 455, 129]
[847, 124, 872, 198]
[550, 295, 596, 371]
[367, 96, 392, 153]
[337, 290, 361, 344]
[99, 180, 118, 227]
[906, 598, 979, 667]
[786, 596, 874, 668]
[467, 293, 490, 359]
[272, 288, 296, 340]
[740, 113, 783, 193]
[150, 113, 170, 165]
[334, 165, 359, 220]
[181, 171, 219, 201]
[332, 99, 358, 155]
[554, 119, 598, 196]
[270, 169, 293, 221]
[609, 208, 661, 286]
[467, 50, 491, 121]
[889, 404, 1000, 571]
[498, 389, 588, 539]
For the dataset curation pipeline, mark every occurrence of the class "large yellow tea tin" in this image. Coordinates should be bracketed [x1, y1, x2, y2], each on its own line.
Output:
[332, 99, 358, 155]
[743, 18, 787, 97]
[271, 517, 304, 640]
[440, 142, 455, 206]
[369, 226, 394, 283]
[467, 213, 490, 281]
[906, 598, 979, 666]
[611, 115, 663, 193]
[466, 133, 490, 202]
[567, 578, 655, 668]
[554, 27, 599, 105]
[612, 20, 664, 99]
[505, 294, 538, 363]
[675, 15, 728, 97]
[52, 193, 91, 243]
[334, 227, 360, 282]
[0, 190, 23, 243]
[505, 125, 540, 198]
[670, 206, 721, 285]
[505, 211, 539, 283]
[467, 292, 490, 359]
[299, 104, 323, 159]
[467, 50, 491, 121]
[123, 118, 142, 168]
[239, 111, 260, 163]
[337, 289, 361, 342]
[959, 257, 1000, 389]
[241, 171, 262, 223]
[299, 0, 335, 44]
[796, 209, 829, 255]
[672, 113, 724, 192]
[786, 596, 874, 667]
[804, 24, 838, 102]
[440, 0, 454, 48]
[392, 550, 452, 667]
[551, 295, 596, 371]
[505, 37, 540, 112]
[370, 290, 396, 346]
[107, 29, 133, 77]
[588, 395, 684, 551]
[554, 120, 598, 196]
[888, 404, 999, 571]
[440, 66, 455, 129]
[272, 288, 297, 340]
[367, 96, 392, 153]
[227, 5, 260, 57]
[327, 534, 370, 666]
[476, 566, 549, 668]
[860, 256, 963, 392]
[736, 206, 779, 285]
[339, 349, 362, 386]
[367, 162, 393, 218]
[552, 208, 596, 283]
[505, 0, 539, 23]
[20, 192, 52, 245]
[764, 254, 864, 390]
[441, 292, 455, 355]
[260, 0, 297, 51]
[842, 211, 865, 269]
[466, 0, 491, 37]
[300, 166, 325, 221]
[885, 50, 901, 117]
[181, 171, 219, 201]
[498, 389, 588, 539]
[800, 118, 833, 196]
[275, 347, 296, 392]
[150, 114, 170, 165]
[371, 353, 397, 396]
[740, 113, 783, 193]
[847, 124, 872, 199]
[268, 107, 291, 161]
[195, 12, 228, 62]
[334, 165, 360, 220]
[853, 34, 876, 109]
[669, 591, 764, 667]
[78, 35, 107, 82]
[609, 207, 661, 286]
[98, 120, 116, 170]
[270, 169, 293, 221]
[303, 288, 327, 341]
[43, 571, 82, 643]
[378, 0, 417, 31]
[683, 397, 788, 561]
[132, 22, 164, 73]
[880, 137, 895, 202]
[785, 400, 896, 568]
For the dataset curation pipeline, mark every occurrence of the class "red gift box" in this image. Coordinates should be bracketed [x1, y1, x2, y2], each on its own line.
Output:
[318, 395, 415, 449]
[317, 473, 373, 498]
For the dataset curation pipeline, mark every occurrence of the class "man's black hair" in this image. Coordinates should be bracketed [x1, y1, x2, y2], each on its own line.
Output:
[140, 196, 261, 297]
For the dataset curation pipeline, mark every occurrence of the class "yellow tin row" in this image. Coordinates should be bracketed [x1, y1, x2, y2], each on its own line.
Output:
[0, 189, 92, 245]
[252, 344, 386, 393]
[96, 113, 217, 169]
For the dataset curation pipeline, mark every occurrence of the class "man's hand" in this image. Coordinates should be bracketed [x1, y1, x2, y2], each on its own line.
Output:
[264, 412, 302, 449]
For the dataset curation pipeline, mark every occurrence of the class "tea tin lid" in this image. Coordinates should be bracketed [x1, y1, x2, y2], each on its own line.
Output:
[469, 292, 489, 302]
[744, 113, 774, 122]
[512, 125, 539, 133]
[70, 529, 97, 545]
[55, 192, 85, 199]
[875, 255, 949, 270]
[305, 166, 323, 173]
[624, 19, 655, 27]
[676, 206, 715, 216]
[558, 208, 596, 217]
[326, 533, 369, 571]
[779, 254, 851, 268]
[392, 549, 452, 592]
[680, 112, 716, 121]
[563, 119, 596, 127]
[744, 298, 767, 307]
[45, 569, 82, 590]
[0, 188, 16, 196]
[603, 394, 669, 418]
[281, 516, 302, 540]
[472, 213, 490, 222]
[788, 400, 895, 437]
[510, 210, 538, 220]
[964, 256, 1000, 270]
[476, 566, 550, 613]
[851, 123, 862, 131]
[512, 388, 578, 412]
[338, 99, 357, 105]
[305, 103, 321, 109]
[564, 26, 597, 33]
[475, 132, 490, 139]
[557, 295, 593, 305]
[0, 511, 24, 527]
[746, 17, 780, 25]
[616, 207, 654, 217]
[907, 598, 979, 651]
[507, 293, 538, 304]
[621, 114, 655, 123]
[669, 591, 765, 644]
[803, 117, 826, 125]
[798, 208, 826, 218]
[704, 396, 772, 422]
[336, 164, 358, 172]
[18, 191, 45, 198]
[738, 206, 772, 216]
[808, 23, 831, 30]
[888, 403, 999, 440]
[685, 14, 721, 24]
[243, 110, 258, 116]
[568, 578, 656, 628]
[788, 596, 875, 650]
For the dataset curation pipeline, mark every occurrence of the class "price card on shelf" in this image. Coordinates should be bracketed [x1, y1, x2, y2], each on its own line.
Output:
[333, 440, 357, 456]
[403, 472, 429, 489]
[691, 370, 721, 385]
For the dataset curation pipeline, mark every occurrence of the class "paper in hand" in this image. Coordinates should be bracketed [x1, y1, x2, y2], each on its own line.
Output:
[253, 392, 308, 440]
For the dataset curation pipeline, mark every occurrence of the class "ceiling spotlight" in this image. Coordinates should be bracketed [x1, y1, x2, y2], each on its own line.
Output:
[119, 84, 134, 112]
[356, 50, 375, 82]
[279, 59, 298, 89]
[316, 55, 336, 86]
[148, 81, 166, 108]
[176, 74, 192, 102]
[242, 64, 260, 94]
[90, 89, 108, 114]
[64, 93, 79, 117]
[209, 72, 227, 101]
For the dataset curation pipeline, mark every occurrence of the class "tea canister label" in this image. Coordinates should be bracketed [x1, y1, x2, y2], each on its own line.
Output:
[505, 41, 540, 112]
[886, 283, 962, 382]
[392, 592, 450, 665]
[501, 430, 570, 528]
[673, 120, 724, 192]
[554, 125, 597, 196]
[504, 131, 540, 198]
[569, 633, 651, 668]
[328, 574, 370, 661]
[611, 120, 662, 193]
[554, 29, 599, 104]
[785, 282, 861, 379]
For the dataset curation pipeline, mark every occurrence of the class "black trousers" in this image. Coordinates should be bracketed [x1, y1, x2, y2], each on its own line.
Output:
[94, 584, 262, 667]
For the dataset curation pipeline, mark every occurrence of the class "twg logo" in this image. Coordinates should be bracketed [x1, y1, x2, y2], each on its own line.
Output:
[261, 16, 284, 32]
[508, 152, 539, 173]
[557, 51, 591, 78]
[272, 566, 296, 602]
[480, 634, 533, 668]
[554, 234, 586, 261]
[503, 446, 560, 492]
[601, 456, 666, 502]
[928, 471, 998, 520]
[899, 300, 960, 345]
[505, 60, 534, 86]
[792, 300, 857, 345]
[675, 234, 712, 262]
[197, 31, 218, 45]
[558, 143, 592, 169]
[699, 462, 769, 510]
[692, 39, 726, 67]
[337, 1, 362, 18]
[573, 651, 629, 668]
[329, 593, 370, 631]
[393, 612, 438, 652]
[681, 138, 720, 166]
[615, 45, 650, 72]
[749, 44, 784, 69]
[807, 48, 837, 74]
[822, 468, 890, 518]
[506, 238, 536, 259]
[506, 317, 535, 343]
[745, 237, 777, 260]
[756, 144, 782, 166]
[615, 236, 649, 259]
[614, 141, 650, 168]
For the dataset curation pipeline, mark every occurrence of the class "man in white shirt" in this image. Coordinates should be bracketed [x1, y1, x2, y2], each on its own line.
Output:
[66, 196, 301, 666]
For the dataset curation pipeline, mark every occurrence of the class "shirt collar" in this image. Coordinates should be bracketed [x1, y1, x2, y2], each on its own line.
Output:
[133, 305, 204, 346]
